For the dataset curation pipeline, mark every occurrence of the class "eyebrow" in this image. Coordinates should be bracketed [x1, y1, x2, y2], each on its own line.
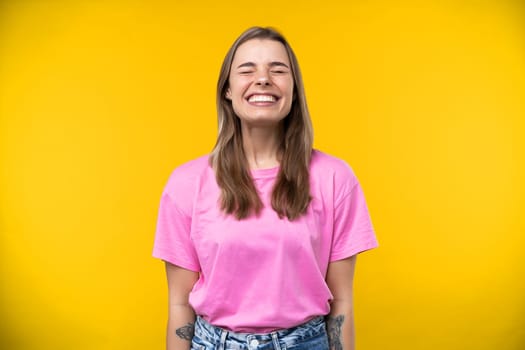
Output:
[236, 61, 290, 69]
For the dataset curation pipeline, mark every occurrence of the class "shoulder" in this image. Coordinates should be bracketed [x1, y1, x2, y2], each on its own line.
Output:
[309, 149, 361, 204]
[310, 149, 358, 185]
[162, 154, 211, 206]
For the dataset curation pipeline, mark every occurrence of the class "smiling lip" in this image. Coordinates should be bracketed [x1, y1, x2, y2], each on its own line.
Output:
[246, 94, 279, 103]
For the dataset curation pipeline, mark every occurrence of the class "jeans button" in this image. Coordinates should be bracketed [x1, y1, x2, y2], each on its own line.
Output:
[250, 339, 259, 347]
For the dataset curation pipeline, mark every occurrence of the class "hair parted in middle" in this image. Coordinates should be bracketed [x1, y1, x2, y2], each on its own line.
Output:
[209, 26, 314, 221]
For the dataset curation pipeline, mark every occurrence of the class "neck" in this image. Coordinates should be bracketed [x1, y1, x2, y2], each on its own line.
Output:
[241, 122, 283, 170]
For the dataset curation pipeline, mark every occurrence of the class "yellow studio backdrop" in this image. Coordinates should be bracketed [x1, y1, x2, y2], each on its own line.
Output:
[0, 0, 523, 349]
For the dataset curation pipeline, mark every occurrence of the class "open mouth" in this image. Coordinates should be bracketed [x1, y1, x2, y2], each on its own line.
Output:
[246, 94, 279, 103]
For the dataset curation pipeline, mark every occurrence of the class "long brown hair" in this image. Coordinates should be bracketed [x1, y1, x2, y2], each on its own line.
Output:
[209, 26, 313, 220]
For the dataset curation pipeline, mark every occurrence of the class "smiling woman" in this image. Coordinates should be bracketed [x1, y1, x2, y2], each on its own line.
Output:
[152, 26, 378, 350]
[213, 28, 314, 221]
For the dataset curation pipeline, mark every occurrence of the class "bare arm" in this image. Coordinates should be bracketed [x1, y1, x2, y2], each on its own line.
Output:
[325, 255, 357, 350]
[164, 261, 199, 350]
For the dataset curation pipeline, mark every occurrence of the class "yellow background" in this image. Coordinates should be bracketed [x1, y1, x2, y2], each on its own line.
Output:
[1, 0, 524, 349]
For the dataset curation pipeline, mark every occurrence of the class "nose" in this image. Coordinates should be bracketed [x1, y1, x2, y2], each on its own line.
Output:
[255, 72, 271, 86]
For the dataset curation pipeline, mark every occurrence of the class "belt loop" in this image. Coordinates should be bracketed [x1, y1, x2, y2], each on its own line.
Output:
[219, 329, 228, 350]
[271, 332, 281, 350]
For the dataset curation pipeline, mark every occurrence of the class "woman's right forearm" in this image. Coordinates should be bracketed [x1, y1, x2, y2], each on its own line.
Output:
[167, 304, 196, 350]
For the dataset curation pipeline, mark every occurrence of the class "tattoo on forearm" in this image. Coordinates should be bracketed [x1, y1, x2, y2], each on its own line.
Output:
[175, 322, 194, 341]
[326, 315, 345, 350]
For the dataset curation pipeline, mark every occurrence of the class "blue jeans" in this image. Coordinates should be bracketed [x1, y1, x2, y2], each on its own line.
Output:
[191, 316, 329, 350]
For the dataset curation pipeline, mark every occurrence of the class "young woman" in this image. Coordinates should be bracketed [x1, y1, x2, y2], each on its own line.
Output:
[153, 26, 378, 350]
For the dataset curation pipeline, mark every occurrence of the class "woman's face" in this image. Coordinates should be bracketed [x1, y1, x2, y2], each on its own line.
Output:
[226, 39, 294, 127]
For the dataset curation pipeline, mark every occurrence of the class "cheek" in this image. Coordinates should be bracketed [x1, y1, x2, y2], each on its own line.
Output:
[281, 79, 294, 97]
[229, 78, 250, 97]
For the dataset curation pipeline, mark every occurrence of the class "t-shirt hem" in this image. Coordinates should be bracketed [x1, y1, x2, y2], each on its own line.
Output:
[152, 251, 200, 272]
[329, 238, 379, 262]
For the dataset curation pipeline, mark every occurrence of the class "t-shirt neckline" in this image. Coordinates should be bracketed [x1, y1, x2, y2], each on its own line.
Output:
[250, 165, 280, 179]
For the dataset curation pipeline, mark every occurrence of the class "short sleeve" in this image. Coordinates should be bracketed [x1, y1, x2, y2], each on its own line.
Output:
[152, 191, 200, 272]
[330, 180, 378, 262]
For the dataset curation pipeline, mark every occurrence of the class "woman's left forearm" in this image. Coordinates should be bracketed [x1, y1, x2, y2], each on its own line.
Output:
[326, 300, 355, 350]
[326, 256, 357, 350]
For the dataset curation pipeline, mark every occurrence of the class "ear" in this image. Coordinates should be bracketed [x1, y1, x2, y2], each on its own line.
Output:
[225, 88, 232, 100]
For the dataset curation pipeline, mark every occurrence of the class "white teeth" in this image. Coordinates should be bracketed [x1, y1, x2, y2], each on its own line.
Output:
[248, 95, 276, 103]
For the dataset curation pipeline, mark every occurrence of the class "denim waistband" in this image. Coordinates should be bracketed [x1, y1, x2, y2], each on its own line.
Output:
[194, 315, 326, 350]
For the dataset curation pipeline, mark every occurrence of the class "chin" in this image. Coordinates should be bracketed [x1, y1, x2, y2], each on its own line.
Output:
[243, 115, 286, 127]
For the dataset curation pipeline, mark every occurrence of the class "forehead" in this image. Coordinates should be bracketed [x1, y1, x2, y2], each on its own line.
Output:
[231, 39, 290, 66]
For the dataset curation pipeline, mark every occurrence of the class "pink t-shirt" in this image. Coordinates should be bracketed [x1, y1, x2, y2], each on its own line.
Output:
[153, 150, 378, 333]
